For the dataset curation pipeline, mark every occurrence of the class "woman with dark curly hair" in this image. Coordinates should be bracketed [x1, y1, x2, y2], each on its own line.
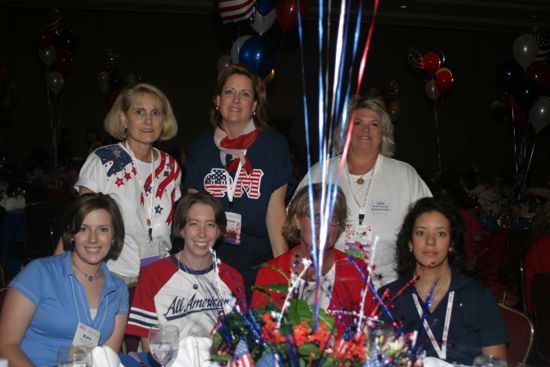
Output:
[380, 197, 507, 365]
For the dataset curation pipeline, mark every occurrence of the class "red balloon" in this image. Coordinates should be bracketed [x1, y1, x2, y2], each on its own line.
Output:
[36, 27, 52, 49]
[276, 0, 307, 31]
[55, 49, 75, 75]
[435, 67, 454, 94]
[422, 51, 441, 76]
[504, 94, 527, 126]
[526, 61, 550, 90]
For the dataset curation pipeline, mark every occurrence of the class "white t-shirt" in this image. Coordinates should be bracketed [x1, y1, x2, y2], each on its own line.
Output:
[296, 154, 432, 289]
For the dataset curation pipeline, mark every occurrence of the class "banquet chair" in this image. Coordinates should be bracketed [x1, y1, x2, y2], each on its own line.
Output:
[498, 303, 534, 366]
[531, 272, 550, 364]
[506, 229, 531, 312]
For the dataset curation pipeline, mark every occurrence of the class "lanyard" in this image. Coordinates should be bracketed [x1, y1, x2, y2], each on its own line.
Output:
[124, 142, 155, 241]
[413, 291, 455, 360]
[345, 161, 375, 225]
[69, 273, 108, 330]
[225, 155, 244, 203]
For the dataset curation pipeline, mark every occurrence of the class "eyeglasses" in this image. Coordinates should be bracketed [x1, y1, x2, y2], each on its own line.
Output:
[127, 107, 164, 121]
[306, 212, 341, 226]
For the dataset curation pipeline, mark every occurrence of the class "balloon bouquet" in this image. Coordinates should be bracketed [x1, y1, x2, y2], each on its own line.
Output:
[491, 27, 550, 192]
[36, 9, 78, 168]
[216, 0, 307, 80]
[408, 47, 455, 172]
[96, 49, 143, 110]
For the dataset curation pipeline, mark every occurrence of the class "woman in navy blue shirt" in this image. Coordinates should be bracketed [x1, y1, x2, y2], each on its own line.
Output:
[380, 197, 507, 365]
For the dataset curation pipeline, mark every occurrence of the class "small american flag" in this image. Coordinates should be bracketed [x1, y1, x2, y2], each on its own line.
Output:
[531, 27, 549, 62]
[228, 338, 255, 367]
[218, 0, 256, 24]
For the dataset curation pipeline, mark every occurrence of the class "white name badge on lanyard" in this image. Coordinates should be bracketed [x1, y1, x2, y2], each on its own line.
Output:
[72, 322, 100, 348]
[224, 211, 242, 245]
[413, 291, 455, 360]
[140, 239, 161, 268]
[344, 224, 373, 258]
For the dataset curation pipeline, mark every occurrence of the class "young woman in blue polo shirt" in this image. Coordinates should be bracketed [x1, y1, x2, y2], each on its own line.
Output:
[381, 197, 507, 365]
[0, 193, 128, 367]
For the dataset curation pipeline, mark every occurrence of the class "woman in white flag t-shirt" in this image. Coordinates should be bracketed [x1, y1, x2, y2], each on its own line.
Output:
[56, 83, 182, 284]
[295, 96, 432, 289]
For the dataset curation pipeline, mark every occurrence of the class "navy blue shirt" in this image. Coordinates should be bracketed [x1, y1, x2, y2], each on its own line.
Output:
[185, 129, 295, 299]
[185, 129, 295, 239]
[380, 271, 508, 365]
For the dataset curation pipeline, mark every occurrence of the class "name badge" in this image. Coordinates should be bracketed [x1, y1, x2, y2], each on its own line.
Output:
[140, 239, 161, 268]
[72, 322, 100, 348]
[224, 212, 242, 245]
[344, 224, 373, 261]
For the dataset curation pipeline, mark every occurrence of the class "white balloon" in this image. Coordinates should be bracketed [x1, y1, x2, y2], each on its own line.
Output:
[425, 80, 440, 100]
[529, 96, 550, 133]
[512, 34, 538, 68]
[250, 9, 276, 35]
[231, 35, 252, 64]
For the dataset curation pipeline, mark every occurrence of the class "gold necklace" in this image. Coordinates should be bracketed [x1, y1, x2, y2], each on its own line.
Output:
[72, 261, 102, 282]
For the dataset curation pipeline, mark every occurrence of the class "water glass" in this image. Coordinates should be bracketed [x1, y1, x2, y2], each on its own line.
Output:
[149, 324, 180, 367]
[473, 355, 507, 367]
[56, 346, 93, 367]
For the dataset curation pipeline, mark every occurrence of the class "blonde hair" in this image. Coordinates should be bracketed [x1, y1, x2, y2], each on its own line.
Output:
[104, 83, 178, 141]
[334, 96, 395, 157]
[283, 184, 347, 244]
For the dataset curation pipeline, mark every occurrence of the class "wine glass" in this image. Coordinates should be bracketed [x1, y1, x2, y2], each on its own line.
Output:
[148, 324, 180, 367]
[56, 346, 93, 367]
[473, 355, 507, 367]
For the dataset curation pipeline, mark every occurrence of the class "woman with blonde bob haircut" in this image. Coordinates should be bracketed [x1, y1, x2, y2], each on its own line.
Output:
[56, 82, 182, 284]
[105, 83, 178, 141]
[186, 64, 295, 302]
[295, 95, 431, 290]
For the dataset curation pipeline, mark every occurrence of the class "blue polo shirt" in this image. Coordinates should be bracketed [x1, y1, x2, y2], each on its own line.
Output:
[9, 251, 128, 367]
[380, 271, 508, 365]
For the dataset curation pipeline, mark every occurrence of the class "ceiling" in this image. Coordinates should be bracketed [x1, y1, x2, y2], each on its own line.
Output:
[3, 0, 550, 34]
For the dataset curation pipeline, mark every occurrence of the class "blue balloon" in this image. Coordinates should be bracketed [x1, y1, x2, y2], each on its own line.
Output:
[516, 79, 540, 111]
[497, 61, 522, 93]
[257, 0, 277, 16]
[239, 35, 277, 78]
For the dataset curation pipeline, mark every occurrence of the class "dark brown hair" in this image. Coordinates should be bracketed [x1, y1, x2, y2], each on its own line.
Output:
[62, 193, 125, 261]
[172, 192, 227, 239]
